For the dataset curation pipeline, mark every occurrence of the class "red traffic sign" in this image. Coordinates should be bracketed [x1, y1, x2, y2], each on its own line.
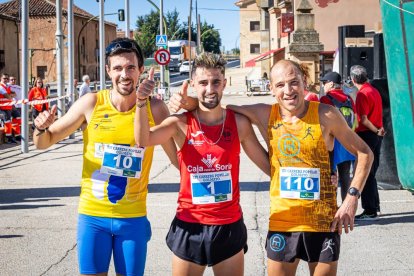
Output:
[154, 49, 171, 65]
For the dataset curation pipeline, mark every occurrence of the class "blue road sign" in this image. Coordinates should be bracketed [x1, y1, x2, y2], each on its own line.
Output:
[156, 35, 168, 46]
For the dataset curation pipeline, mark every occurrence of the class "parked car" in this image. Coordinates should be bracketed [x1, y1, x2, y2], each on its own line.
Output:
[179, 61, 191, 75]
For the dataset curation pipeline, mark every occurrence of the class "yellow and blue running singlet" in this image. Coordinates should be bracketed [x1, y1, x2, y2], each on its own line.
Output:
[268, 102, 337, 232]
[78, 90, 155, 218]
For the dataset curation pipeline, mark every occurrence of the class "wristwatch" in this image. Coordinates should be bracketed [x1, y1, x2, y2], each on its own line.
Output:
[348, 187, 361, 198]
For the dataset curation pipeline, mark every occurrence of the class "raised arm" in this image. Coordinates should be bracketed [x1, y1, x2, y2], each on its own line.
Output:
[236, 113, 270, 177]
[33, 93, 95, 149]
[320, 105, 373, 234]
[226, 103, 272, 146]
[134, 68, 182, 152]
[167, 81, 198, 113]
[150, 98, 180, 169]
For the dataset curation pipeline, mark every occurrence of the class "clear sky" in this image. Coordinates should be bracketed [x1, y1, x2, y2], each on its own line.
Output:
[0, 0, 240, 51]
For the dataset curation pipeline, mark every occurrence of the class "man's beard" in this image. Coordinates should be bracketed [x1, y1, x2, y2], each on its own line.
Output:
[115, 78, 135, 96]
[200, 94, 221, 109]
[200, 101, 219, 109]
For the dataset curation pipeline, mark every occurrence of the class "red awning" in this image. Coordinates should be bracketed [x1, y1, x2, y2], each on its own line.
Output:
[245, 48, 285, 67]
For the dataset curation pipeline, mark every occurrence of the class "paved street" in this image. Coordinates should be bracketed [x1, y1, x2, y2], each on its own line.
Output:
[1, 71, 414, 275]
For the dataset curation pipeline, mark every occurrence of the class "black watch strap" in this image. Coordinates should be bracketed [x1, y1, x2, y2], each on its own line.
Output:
[35, 125, 48, 136]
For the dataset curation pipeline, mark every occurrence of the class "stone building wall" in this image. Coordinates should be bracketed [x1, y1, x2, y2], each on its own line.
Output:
[0, 16, 19, 80]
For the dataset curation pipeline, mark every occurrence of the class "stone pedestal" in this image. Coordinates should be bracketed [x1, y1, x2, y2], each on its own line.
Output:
[286, 0, 323, 84]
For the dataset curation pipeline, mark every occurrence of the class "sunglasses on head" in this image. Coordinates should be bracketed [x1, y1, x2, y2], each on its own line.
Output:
[105, 41, 141, 58]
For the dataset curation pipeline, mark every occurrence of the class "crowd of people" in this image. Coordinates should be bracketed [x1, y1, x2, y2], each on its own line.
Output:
[6, 36, 385, 275]
[0, 73, 93, 144]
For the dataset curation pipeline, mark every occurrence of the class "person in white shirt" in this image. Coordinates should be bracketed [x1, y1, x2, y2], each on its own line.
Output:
[79, 75, 92, 97]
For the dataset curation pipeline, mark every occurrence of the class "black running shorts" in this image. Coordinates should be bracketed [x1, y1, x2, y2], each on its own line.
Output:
[166, 216, 248, 266]
[265, 231, 340, 263]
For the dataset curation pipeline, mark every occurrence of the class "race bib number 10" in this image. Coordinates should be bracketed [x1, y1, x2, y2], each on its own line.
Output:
[279, 167, 320, 200]
[100, 144, 145, 178]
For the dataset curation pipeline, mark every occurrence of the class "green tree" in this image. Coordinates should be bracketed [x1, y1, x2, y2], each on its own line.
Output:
[135, 9, 183, 58]
[200, 22, 221, 54]
[135, 10, 159, 58]
[134, 9, 222, 57]
[231, 48, 240, 55]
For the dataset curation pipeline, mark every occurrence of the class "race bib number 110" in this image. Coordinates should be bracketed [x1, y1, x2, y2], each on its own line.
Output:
[100, 144, 144, 178]
[279, 167, 320, 200]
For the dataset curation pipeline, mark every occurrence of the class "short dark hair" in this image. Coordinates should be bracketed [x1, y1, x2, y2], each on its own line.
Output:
[350, 65, 368, 84]
[191, 52, 227, 78]
[105, 38, 144, 67]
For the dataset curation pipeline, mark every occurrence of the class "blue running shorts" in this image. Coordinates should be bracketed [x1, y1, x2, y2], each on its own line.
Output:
[77, 214, 152, 275]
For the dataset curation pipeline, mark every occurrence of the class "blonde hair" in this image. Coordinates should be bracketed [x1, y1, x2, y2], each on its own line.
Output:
[191, 52, 227, 78]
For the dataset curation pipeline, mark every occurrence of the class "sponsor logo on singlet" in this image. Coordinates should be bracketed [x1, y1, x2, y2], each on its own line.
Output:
[187, 154, 232, 173]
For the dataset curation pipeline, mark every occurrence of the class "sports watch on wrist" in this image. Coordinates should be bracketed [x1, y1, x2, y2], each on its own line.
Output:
[348, 187, 361, 198]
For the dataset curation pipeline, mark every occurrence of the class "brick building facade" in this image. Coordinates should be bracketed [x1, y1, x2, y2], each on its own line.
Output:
[0, 0, 117, 84]
[0, 13, 19, 79]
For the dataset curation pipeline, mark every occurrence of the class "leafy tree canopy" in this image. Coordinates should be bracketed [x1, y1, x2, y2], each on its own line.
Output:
[134, 9, 222, 57]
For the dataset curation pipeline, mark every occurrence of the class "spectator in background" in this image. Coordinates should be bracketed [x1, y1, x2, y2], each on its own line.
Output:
[0, 73, 17, 143]
[79, 75, 91, 97]
[351, 65, 385, 221]
[8, 76, 22, 141]
[73, 78, 79, 100]
[28, 77, 49, 122]
[299, 63, 319, 102]
[320, 72, 357, 202]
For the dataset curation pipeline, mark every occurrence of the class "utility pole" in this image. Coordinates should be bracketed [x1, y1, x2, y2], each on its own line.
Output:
[56, 0, 65, 118]
[21, 0, 29, 153]
[125, 0, 130, 38]
[67, 0, 75, 139]
[159, 0, 164, 89]
[99, 0, 105, 91]
[188, 0, 192, 78]
[196, 0, 201, 53]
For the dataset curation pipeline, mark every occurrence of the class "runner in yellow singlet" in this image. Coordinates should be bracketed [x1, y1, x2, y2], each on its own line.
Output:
[169, 60, 373, 275]
[33, 38, 178, 276]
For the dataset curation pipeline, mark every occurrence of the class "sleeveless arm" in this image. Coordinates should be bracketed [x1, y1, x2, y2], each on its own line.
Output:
[236, 113, 270, 176]
[33, 93, 95, 149]
[225, 103, 271, 146]
[320, 104, 373, 234]
[150, 98, 179, 169]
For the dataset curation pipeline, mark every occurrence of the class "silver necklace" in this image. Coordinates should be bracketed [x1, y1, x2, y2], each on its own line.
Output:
[195, 109, 226, 145]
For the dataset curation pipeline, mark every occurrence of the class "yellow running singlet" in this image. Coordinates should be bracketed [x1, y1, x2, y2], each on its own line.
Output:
[268, 102, 337, 232]
[78, 90, 155, 218]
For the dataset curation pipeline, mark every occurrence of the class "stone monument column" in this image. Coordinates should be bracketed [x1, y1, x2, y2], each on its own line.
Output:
[287, 0, 323, 85]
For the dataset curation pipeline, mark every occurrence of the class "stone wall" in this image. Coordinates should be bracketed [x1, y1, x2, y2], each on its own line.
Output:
[0, 17, 19, 80]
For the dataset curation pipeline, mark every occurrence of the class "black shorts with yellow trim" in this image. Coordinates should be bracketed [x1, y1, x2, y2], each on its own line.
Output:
[265, 231, 340, 263]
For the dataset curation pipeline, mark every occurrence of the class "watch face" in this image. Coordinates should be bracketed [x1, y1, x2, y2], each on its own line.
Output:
[348, 187, 360, 197]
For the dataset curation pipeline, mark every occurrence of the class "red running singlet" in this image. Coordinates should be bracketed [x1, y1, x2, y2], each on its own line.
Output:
[176, 109, 242, 225]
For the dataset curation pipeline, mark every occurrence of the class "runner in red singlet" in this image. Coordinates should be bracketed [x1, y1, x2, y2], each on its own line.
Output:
[134, 52, 270, 276]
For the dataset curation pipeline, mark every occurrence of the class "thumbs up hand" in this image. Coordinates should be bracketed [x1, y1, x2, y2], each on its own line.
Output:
[137, 67, 155, 101]
[168, 80, 190, 113]
[34, 104, 57, 131]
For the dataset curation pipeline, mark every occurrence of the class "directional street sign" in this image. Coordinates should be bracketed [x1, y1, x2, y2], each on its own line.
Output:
[154, 49, 171, 65]
[156, 35, 168, 46]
